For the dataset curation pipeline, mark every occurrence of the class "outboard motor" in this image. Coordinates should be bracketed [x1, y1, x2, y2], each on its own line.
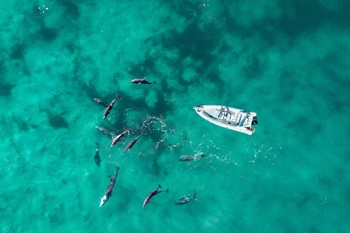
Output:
[252, 116, 258, 125]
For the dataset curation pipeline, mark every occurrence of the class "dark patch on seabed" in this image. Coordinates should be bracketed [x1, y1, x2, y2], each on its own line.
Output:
[149, 91, 174, 117]
[278, 71, 298, 102]
[0, 82, 14, 97]
[114, 186, 135, 212]
[152, 159, 169, 177]
[297, 191, 318, 208]
[142, 27, 225, 92]
[221, 6, 278, 46]
[12, 115, 37, 132]
[161, 20, 217, 67]
[278, 1, 350, 39]
[345, 186, 350, 203]
[164, 1, 201, 20]
[29, 2, 79, 43]
[39, 25, 59, 42]
[0, 59, 5, 73]
[242, 56, 264, 80]
[25, 6, 59, 43]
[47, 112, 69, 129]
[128, 55, 155, 78]
[72, 57, 100, 97]
[308, 226, 321, 233]
[57, 0, 81, 20]
[9, 42, 26, 60]
[285, 115, 321, 148]
[221, 0, 350, 48]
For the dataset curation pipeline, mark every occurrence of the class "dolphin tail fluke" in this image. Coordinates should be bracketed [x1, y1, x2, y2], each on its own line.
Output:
[165, 188, 169, 193]
[153, 80, 156, 84]
[193, 190, 197, 200]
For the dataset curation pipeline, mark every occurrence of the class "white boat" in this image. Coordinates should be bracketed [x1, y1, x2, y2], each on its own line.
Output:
[193, 105, 258, 135]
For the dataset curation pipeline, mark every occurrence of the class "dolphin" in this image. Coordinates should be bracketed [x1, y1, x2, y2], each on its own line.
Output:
[93, 98, 109, 107]
[103, 94, 121, 119]
[125, 134, 142, 151]
[95, 126, 114, 137]
[142, 184, 168, 208]
[175, 191, 197, 205]
[94, 143, 101, 166]
[131, 77, 156, 85]
[111, 130, 129, 147]
[99, 166, 120, 207]
[178, 153, 205, 162]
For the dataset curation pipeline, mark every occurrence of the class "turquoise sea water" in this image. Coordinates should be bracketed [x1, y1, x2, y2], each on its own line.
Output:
[1, 0, 350, 232]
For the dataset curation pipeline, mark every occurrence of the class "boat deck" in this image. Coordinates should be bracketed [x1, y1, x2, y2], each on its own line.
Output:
[194, 105, 257, 135]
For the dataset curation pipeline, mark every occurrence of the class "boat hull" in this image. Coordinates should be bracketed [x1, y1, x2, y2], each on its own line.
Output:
[193, 105, 257, 135]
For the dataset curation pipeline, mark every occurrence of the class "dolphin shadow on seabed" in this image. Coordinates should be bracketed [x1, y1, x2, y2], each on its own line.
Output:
[94, 143, 101, 167]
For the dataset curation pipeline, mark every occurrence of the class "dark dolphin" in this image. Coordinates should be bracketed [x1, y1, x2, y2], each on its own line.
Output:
[175, 191, 197, 205]
[94, 143, 101, 166]
[111, 130, 129, 147]
[131, 77, 156, 85]
[100, 166, 120, 207]
[125, 134, 142, 151]
[178, 153, 205, 162]
[143, 184, 168, 208]
[103, 94, 121, 119]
